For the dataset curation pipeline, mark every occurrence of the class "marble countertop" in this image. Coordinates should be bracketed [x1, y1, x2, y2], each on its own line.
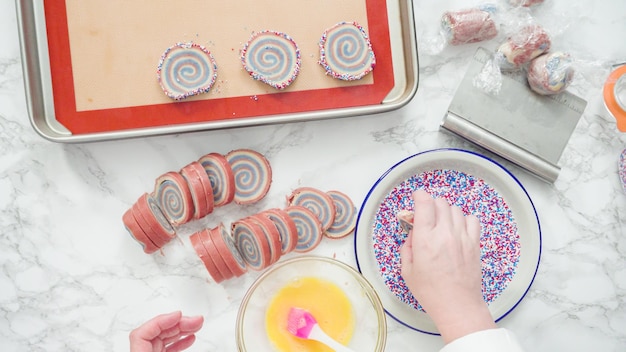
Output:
[1, 0, 625, 351]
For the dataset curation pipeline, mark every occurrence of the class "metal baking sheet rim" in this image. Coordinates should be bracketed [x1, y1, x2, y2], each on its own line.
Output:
[16, 0, 419, 143]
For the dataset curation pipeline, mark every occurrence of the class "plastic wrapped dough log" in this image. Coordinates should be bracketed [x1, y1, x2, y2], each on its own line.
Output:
[441, 6, 498, 45]
[527, 51, 575, 95]
[497, 24, 551, 69]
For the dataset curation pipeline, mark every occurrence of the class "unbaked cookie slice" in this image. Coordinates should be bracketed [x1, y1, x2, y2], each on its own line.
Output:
[240, 30, 301, 90]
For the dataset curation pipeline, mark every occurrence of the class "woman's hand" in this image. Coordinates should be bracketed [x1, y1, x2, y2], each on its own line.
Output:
[400, 190, 496, 344]
[129, 311, 204, 352]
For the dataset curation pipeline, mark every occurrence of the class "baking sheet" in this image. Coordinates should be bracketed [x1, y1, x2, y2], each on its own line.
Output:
[17, 0, 418, 142]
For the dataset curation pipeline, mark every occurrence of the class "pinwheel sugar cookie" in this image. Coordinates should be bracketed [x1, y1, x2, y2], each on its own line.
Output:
[154, 171, 194, 226]
[261, 208, 299, 255]
[285, 205, 323, 253]
[240, 30, 301, 90]
[157, 42, 218, 100]
[319, 21, 376, 81]
[225, 149, 272, 205]
[210, 223, 248, 277]
[287, 187, 336, 232]
[198, 152, 235, 207]
[325, 190, 357, 239]
[232, 218, 272, 271]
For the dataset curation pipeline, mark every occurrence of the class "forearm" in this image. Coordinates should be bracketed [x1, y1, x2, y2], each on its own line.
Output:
[429, 302, 497, 345]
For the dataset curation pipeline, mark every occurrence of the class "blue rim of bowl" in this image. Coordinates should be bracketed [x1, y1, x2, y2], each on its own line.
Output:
[353, 148, 542, 334]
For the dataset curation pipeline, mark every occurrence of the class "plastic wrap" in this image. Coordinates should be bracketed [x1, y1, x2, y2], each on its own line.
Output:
[509, 0, 545, 7]
[473, 22, 552, 95]
[421, 3, 502, 55]
[526, 51, 574, 95]
[441, 5, 499, 46]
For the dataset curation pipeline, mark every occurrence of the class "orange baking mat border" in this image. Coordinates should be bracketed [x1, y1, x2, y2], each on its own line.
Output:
[44, 0, 395, 135]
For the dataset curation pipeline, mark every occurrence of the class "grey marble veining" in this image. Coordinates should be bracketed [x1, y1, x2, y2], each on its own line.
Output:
[1, 0, 626, 351]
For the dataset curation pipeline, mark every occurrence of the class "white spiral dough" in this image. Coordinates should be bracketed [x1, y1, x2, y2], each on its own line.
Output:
[225, 149, 272, 205]
[319, 21, 376, 81]
[287, 187, 336, 231]
[232, 219, 271, 271]
[154, 171, 194, 226]
[325, 190, 357, 239]
[157, 42, 218, 100]
[286, 205, 323, 253]
[198, 152, 235, 207]
[240, 30, 301, 90]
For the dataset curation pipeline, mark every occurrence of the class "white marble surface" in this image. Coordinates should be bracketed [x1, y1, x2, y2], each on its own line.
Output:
[1, 0, 625, 351]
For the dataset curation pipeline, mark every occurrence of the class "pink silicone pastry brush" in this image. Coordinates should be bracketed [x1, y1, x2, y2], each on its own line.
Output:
[286, 307, 355, 352]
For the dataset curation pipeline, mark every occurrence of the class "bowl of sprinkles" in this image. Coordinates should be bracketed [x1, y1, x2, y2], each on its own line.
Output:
[354, 148, 541, 334]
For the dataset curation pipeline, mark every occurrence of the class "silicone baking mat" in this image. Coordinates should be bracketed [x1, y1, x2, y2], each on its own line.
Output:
[43, 0, 395, 134]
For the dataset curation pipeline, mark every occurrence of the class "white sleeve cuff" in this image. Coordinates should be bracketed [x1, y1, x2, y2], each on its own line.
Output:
[440, 328, 525, 352]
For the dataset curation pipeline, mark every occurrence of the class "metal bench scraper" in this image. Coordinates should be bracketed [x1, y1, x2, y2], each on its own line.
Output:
[440, 47, 587, 183]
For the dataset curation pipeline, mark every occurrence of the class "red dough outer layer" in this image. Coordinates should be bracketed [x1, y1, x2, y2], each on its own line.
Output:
[190, 231, 224, 283]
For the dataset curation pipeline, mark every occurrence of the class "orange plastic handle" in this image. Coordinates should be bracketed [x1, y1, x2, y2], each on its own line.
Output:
[603, 65, 626, 132]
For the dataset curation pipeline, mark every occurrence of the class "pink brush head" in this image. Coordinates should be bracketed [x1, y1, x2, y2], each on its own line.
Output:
[286, 307, 318, 339]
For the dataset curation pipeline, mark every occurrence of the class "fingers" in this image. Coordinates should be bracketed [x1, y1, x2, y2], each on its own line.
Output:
[161, 316, 204, 346]
[465, 214, 481, 244]
[412, 190, 435, 233]
[434, 197, 453, 232]
[399, 230, 414, 266]
[132, 311, 182, 342]
[166, 334, 197, 352]
[178, 315, 204, 333]
[130, 312, 204, 352]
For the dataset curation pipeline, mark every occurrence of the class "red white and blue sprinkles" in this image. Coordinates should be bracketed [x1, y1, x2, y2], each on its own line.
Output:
[372, 169, 521, 310]
[240, 30, 301, 90]
[157, 42, 218, 100]
[319, 21, 376, 81]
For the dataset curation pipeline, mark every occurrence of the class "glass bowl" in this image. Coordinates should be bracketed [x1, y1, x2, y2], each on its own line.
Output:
[236, 255, 387, 351]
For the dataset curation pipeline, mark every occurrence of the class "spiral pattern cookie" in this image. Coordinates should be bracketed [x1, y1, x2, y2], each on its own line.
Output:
[247, 214, 282, 265]
[285, 205, 323, 253]
[319, 22, 376, 81]
[122, 208, 159, 254]
[241, 30, 301, 90]
[154, 171, 194, 226]
[211, 223, 248, 277]
[262, 208, 299, 254]
[157, 42, 218, 100]
[198, 153, 235, 207]
[226, 149, 272, 205]
[146, 194, 177, 236]
[190, 230, 225, 283]
[199, 228, 234, 280]
[287, 187, 336, 231]
[232, 218, 271, 271]
[325, 190, 357, 239]
[132, 195, 169, 248]
[180, 162, 211, 220]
